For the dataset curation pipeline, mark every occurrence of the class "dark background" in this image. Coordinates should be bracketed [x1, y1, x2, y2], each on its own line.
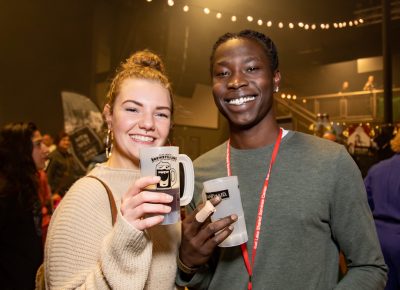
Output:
[0, 0, 399, 142]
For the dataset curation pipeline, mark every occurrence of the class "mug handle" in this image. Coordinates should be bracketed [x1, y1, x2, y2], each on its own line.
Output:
[178, 154, 194, 206]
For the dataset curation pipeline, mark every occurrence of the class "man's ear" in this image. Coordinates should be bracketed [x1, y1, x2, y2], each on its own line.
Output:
[273, 70, 281, 87]
[103, 104, 112, 130]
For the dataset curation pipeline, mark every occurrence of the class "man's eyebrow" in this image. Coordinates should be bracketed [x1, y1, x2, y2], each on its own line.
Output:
[215, 56, 261, 66]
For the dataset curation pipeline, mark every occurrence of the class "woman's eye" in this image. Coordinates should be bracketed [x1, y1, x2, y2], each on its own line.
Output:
[33, 141, 41, 147]
[126, 108, 138, 113]
[156, 112, 170, 119]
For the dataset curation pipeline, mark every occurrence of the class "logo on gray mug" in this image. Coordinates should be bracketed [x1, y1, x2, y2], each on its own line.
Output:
[206, 190, 230, 200]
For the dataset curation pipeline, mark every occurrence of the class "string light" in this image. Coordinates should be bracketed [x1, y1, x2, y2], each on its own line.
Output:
[152, 1, 365, 31]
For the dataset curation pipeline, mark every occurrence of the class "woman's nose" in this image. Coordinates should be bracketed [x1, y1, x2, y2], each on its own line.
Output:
[138, 113, 155, 132]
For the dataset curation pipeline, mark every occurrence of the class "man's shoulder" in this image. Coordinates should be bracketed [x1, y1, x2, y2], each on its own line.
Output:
[194, 142, 227, 164]
[289, 131, 345, 152]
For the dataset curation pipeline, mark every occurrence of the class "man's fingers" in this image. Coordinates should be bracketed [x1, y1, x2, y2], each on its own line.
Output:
[195, 200, 216, 223]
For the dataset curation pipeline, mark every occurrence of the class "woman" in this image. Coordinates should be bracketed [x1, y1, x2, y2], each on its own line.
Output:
[44, 50, 180, 289]
[0, 122, 49, 289]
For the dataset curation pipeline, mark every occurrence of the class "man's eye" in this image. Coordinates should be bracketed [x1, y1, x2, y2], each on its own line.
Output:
[215, 71, 229, 77]
[247, 67, 259, 72]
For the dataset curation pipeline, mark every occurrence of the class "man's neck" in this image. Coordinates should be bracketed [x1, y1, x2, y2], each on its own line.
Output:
[229, 121, 280, 149]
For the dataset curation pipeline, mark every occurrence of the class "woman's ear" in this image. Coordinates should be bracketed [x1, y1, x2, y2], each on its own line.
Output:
[103, 104, 112, 130]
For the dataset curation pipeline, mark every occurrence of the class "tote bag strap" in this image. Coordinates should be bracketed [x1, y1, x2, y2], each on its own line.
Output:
[87, 175, 117, 226]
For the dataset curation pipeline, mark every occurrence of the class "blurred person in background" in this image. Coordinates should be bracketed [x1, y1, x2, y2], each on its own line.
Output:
[365, 131, 400, 290]
[42, 134, 56, 153]
[0, 121, 48, 289]
[46, 131, 85, 207]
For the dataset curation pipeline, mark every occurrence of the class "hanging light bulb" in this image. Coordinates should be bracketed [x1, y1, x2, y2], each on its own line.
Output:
[183, 5, 189, 12]
[203, 8, 210, 14]
[167, 0, 174, 6]
[216, 12, 222, 19]
[267, 20, 272, 27]
[257, 19, 263, 26]
[231, 15, 237, 22]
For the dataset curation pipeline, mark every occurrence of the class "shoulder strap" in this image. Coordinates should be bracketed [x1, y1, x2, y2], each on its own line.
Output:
[86, 175, 117, 226]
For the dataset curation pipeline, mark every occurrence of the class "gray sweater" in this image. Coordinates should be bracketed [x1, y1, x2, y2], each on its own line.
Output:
[178, 131, 387, 290]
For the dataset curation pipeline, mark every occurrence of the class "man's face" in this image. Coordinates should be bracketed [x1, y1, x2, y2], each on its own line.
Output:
[211, 38, 280, 129]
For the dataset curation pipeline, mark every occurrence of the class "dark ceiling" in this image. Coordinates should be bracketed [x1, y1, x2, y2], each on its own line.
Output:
[0, 0, 398, 133]
[133, 0, 399, 96]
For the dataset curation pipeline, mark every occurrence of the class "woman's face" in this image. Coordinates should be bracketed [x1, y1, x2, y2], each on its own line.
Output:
[104, 78, 172, 169]
[58, 136, 71, 152]
[32, 130, 49, 170]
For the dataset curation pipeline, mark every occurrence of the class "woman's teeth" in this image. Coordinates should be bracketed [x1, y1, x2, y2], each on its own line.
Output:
[131, 135, 154, 142]
[227, 96, 256, 105]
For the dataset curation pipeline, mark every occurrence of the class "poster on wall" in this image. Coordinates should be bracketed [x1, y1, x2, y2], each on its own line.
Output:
[61, 91, 105, 171]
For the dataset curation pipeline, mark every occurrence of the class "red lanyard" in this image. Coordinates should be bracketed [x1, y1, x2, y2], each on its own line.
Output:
[226, 128, 283, 290]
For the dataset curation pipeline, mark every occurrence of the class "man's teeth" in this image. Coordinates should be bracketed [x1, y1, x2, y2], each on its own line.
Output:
[227, 96, 256, 105]
[131, 135, 154, 142]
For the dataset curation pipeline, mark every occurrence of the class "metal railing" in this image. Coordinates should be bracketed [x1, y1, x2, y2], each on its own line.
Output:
[274, 88, 400, 132]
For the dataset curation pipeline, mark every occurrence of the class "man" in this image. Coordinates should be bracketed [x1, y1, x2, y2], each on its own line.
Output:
[177, 30, 387, 290]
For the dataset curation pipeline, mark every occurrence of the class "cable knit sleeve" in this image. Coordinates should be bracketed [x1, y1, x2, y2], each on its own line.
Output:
[44, 177, 153, 290]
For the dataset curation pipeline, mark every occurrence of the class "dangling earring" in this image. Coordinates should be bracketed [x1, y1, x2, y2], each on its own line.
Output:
[105, 129, 113, 158]
[274, 86, 279, 93]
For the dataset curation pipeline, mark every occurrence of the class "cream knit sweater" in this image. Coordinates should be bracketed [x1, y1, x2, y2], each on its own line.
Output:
[44, 164, 180, 289]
